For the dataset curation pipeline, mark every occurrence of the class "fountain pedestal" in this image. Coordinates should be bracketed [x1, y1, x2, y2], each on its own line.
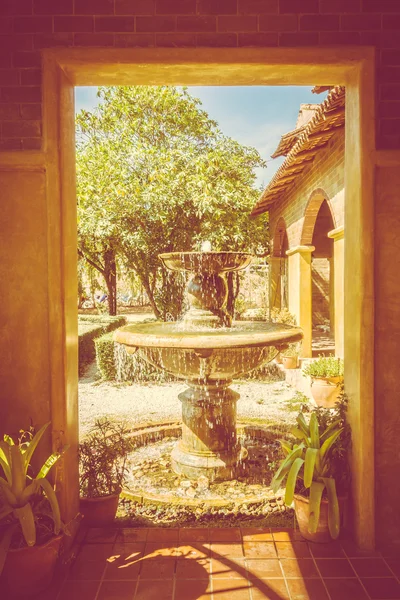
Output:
[171, 383, 247, 481]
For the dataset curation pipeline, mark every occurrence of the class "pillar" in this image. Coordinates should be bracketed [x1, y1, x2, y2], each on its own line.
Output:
[328, 226, 344, 358]
[286, 245, 314, 358]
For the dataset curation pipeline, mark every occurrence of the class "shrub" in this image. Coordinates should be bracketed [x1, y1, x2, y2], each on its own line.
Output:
[78, 315, 126, 375]
[303, 356, 344, 379]
[270, 307, 296, 326]
[95, 333, 117, 380]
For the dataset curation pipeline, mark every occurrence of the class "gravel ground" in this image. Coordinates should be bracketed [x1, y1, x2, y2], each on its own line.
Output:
[79, 361, 300, 437]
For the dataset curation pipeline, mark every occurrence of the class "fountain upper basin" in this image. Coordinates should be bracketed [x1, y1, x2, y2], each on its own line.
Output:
[114, 321, 302, 382]
[159, 251, 252, 274]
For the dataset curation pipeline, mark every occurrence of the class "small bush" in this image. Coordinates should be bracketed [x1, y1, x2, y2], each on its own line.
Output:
[303, 356, 344, 379]
[95, 333, 117, 380]
[78, 315, 127, 375]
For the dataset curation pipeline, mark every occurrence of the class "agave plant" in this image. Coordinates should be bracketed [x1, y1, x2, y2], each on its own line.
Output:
[0, 423, 64, 573]
[271, 411, 343, 539]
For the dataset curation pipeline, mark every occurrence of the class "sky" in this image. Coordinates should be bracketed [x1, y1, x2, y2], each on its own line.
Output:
[75, 86, 327, 189]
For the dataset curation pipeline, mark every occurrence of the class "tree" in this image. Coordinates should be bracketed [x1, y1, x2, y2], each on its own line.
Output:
[76, 86, 268, 318]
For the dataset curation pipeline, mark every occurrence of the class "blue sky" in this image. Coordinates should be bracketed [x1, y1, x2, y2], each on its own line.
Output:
[75, 86, 326, 188]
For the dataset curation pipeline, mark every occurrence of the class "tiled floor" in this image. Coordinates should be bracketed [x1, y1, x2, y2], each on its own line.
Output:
[31, 527, 400, 599]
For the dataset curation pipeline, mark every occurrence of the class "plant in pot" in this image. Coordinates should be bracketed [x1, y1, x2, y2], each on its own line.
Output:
[0, 422, 65, 597]
[282, 342, 300, 369]
[303, 356, 344, 408]
[79, 419, 132, 526]
[271, 397, 350, 542]
[270, 308, 297, 364]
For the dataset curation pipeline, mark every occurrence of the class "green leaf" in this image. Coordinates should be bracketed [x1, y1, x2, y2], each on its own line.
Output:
[296, 413, 310, 437]
[280, 440, 293, 455]
[37, 448, 66, 480]
[320, 428, 344, 463]
[309, 412, 320, 449]
[23, 422, 50, 475]
[0, 452, 11, 485]
[304, 448, 318, 489]
[319, 420, 342, 445]
[9, 445, 25, 500]
[322, 477, 340, 540]
[37, 479, 61, 535]
[308, 481, 325, 534]
[0, 524, 17, 577]
[284, 457, 304, 506]
[0, 477, 17, 506]
[272, 444, 304, 488]
[13, 504, 36, 547]
[290, 427, 309, 442]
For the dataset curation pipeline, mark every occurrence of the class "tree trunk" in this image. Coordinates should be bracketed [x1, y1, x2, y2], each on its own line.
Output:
[140, 273, 162, 320]
[226, 272, 240, 318]
[104, 248, 117, 316]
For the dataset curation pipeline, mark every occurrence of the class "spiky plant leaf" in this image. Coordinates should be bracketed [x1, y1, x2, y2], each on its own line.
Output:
[322, 477, 340, 540]
[13, 504, 36, 547]
[308, 481, 325, 534]
[284, 457, 304, 506]
[304, 448, 318, 489]
[320, 428, 343, 463]
[23, 422, 50, 475]
[309, 412, 320, 449]
[38, 479, 61, 535]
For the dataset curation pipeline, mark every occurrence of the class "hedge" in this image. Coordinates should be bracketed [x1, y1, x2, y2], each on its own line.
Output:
[94, 333, 175, 383]
[78, 315, 127, 375]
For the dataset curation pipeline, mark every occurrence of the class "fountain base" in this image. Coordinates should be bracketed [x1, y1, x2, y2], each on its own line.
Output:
[171, 382, 247, 481]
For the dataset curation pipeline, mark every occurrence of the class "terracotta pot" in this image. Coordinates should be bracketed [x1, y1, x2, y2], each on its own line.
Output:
[1, 534, 63, 597]
[80, 493, 120, 526]
[275, 352, 283, 364]
[310, 376, 343, 408]
[294, 494, 346, 543]
[282, 356, 298, 369]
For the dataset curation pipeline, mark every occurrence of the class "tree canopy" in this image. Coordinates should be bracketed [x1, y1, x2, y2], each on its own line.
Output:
[76, 86, 269, 317]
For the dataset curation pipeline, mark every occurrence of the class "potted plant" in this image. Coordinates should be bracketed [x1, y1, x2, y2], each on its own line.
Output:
[271, 400, 350, 542]
[282, 343, 299, 369]
[270, 308, 297, 364]
[0, 423, 65, 597]
[79, 419, 132, 526]
[303, 356, 344, 408]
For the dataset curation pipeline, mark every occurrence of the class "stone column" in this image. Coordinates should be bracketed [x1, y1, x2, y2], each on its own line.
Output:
[268, 257, 283, 313]
[286, 246, 315, 358]
[328, 226, 344, 358]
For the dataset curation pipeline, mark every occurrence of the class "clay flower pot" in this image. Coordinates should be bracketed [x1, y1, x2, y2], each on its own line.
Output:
[275, 352, 283, 364]
[294, 494, 346, 543]
[310, 376, 343, 408]
[80, 492, 120, 526]
[1, 534, 63, 597]
[282, 356, 298, 369]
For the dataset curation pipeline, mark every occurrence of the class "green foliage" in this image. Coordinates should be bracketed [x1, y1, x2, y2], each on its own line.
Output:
[283, 343, 301, 358]
[303, 356, 344, 379]
[270, 308, 296, 325]
[78, 315, 127, 374]
[0, 423, 65, 575]
[79, 419, 132, 498]
[271, 397, 350, 539]
[76, 86, 268, 319]
[95, 333, 117, 381]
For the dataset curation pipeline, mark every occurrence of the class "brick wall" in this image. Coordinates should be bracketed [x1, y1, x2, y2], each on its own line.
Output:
[0, 0, 399, 151]
[312, 256, 330, 326]
[269, 127, 344, 252]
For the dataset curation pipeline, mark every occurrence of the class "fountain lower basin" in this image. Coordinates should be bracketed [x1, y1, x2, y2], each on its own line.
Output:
[115, 320, 302, 481]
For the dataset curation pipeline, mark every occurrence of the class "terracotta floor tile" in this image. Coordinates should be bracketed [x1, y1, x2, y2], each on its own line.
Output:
[246, 558, 282, 579]
[211, 557, 247, 578]
[146, 528, 179, 542]
[210, 528, 242, 542]
[58, 580, 99, 600]
[112, 542, 146, 557]
[77, 542, 115, 561]
[212, 577, 251, 599]
[176, 558, 211, 579]
[280, 558, 320, 578]
[134, 579, 174, 600]
[308, 541, 345, 558]
[249, 578, 290, 600]
[243, 541, 277, 559]
[341, 539, 381, 558]
[241, 528, 273, 542]
[315, 558, 355, 578]
[286, 578, 329, 600]
[179, 528, 210, 543]
[143, 542, 178, 558]
[97, 580, 137, 599]
[361, 577, 400, 600]
[175, 578, 212, 600]
[67, 556, 106, 581]
[275, 542, 311, 558]
[175, 543, 210, 560]
[381, 545, 400, 558]
[116, 528, 149, 543]
[211, 543, 244, 558]
[324, 578, 369, 600]
[139, 558, 176, 579]
[384, 557, 400, 577]
[271, 528, 303, 542]
[103, 553, 142, 580]
[351, 557, 393, 578]
[85, 528, 118, 544]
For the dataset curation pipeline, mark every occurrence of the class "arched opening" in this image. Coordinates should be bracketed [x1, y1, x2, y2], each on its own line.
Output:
[271, 218, 289, 311]
[310, 198, 335, 355]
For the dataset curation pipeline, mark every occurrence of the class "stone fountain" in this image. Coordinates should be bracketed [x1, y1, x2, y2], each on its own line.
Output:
[115, 251, 302, 482]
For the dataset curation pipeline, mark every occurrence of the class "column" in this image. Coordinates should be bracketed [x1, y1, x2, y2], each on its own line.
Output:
[286, 245, 314, 358]
[328, 226, 344, 358]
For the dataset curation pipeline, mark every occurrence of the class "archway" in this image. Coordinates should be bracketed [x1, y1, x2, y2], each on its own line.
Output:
[270, 217, 289, 312]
